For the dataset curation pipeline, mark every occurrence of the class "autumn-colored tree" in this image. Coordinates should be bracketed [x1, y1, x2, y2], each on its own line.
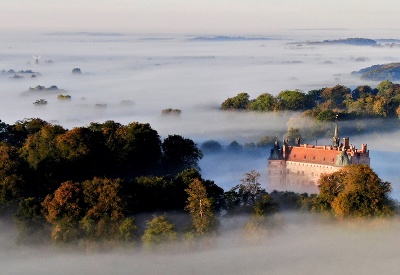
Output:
[315, 165, 395, 218]
[185, 178, 215, 235]
[41, 181, 84, 242]
[321, 85, 351, 107]
[81, 178, 125, 240]
[141, 215, 177, 248]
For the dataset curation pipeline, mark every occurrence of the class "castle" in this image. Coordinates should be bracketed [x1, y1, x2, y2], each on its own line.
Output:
[267, 121, 370, 193]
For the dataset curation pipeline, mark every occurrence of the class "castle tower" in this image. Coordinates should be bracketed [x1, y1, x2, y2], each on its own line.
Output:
[267, 139, 286, 189]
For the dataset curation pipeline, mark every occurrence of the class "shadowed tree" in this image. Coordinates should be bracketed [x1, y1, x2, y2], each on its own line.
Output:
[162, 135, 203, 174]
[14, 197, 47, 244]
[0, 143, 30, 205]
[239, 170, 264, 207]
[115, 122, 161, 175]
[8, 118, 49, 147]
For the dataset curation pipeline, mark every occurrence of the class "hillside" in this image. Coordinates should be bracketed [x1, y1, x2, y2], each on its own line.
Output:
[353, 62, 400, 81]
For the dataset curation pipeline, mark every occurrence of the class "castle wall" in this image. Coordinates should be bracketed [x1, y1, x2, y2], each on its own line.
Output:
[284, 161, 341, 193]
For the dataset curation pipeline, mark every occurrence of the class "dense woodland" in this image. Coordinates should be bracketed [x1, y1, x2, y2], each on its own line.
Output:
[0, 118, 397, 249]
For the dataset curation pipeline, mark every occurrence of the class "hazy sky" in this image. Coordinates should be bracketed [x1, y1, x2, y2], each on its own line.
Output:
[2, 0, 399, 34]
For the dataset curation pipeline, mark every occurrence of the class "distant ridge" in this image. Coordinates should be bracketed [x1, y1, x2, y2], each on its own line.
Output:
[305, 38, 378, 46]
[352, 62, 400, 81]
[190, 36, 272, 41]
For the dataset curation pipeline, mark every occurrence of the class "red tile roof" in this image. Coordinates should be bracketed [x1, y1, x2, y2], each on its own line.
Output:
[286, 146, 341, 166]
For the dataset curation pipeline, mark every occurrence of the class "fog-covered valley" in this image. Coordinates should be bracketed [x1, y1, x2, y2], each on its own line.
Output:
[2, 30, 400, 192]
[2, 29, 400, 274]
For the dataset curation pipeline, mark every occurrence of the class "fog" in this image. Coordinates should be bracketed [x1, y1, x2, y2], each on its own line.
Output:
[1, 213, 400, 275]
[2, 29, 400, 273]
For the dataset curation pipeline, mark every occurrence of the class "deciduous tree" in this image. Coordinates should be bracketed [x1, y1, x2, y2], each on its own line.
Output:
[315, 165, 395, 218]
[185, 178, 215, 235]
[141, 215, 177, 248]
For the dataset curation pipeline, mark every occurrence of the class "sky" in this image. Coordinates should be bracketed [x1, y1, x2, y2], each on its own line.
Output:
[2, 0, 400, 34]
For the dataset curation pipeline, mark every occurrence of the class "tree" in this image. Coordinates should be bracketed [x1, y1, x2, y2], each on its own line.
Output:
[55, 127, 105, 180]
[115, 122, 161, 174]
[315, 165, 395, 218]
[243, 194, 279, 239]
[20, 124, 66, 170]
[162, 135, 203, 173]
[220, 93, 250, 110]
[321, 85, 351, 107]
[141, 215, 177, 248]
[227, 140, 243, 152]
[200, 140, 223, 153]
[285, 127, 302, 145]
[118, 217, 137, 243]
[351, 85, 377, 99]
[8, 118, 49, 147]
[185, 178, 215, 235]
[377, 80, 394, 96]
[276, 90, 311, 110]
[41, 181, 84, 242]
[315, 109, 337, 122]
[81, 178, 125, 240]
[0, 143, 29, 205]
[239, 170, 264, 206]
[248, 93, 275, 111]
[14, 197, 47, 244]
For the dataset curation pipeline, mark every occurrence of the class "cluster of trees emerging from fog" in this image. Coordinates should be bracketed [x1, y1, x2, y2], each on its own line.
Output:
[221, 80, 400, 121]
[0, 118, 397, 250]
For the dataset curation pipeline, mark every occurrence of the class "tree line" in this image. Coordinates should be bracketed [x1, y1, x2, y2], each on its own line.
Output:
[221, 80, 400, 121]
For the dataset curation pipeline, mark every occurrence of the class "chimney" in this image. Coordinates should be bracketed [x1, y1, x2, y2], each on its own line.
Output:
[343, 137, 349, 149]
[361, 144, 367, 153]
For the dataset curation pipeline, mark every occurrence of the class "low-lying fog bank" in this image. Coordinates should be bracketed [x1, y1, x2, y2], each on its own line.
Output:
[1, 213, 400, 275]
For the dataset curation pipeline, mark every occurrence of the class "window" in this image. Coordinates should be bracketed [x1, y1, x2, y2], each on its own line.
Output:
[301, 171, 304, 176]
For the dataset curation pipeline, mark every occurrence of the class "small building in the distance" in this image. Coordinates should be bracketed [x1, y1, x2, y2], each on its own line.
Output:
[267, 122, 370, 193]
